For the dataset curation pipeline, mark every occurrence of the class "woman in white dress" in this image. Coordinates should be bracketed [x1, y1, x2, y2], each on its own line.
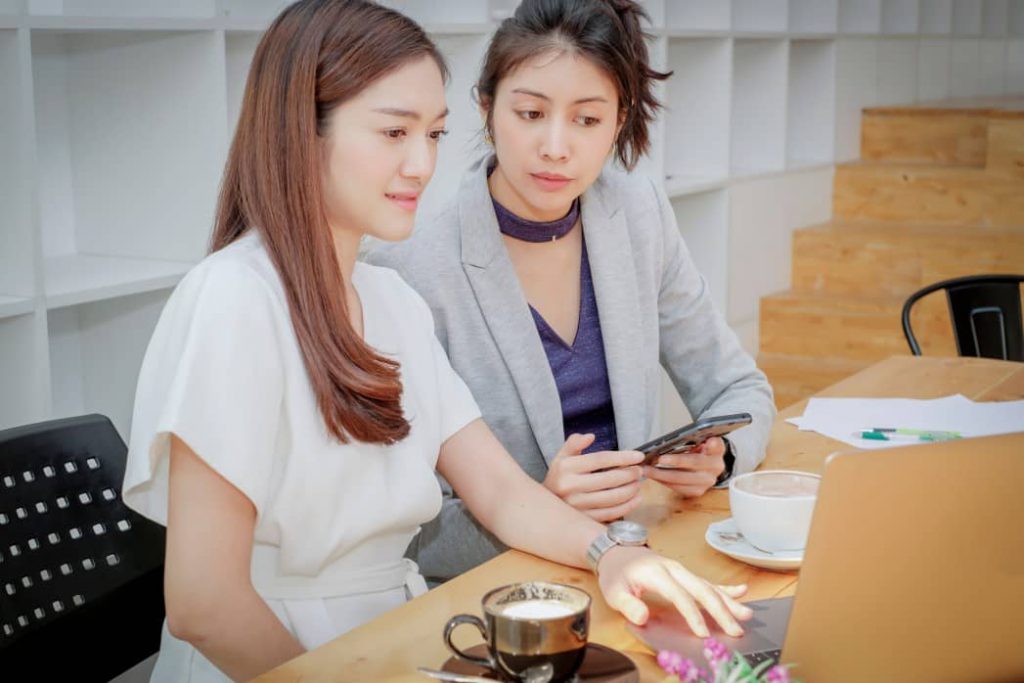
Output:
[122, 1, 753, 680]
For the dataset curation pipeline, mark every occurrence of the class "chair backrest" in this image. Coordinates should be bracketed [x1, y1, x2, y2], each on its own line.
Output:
[0, 414, 166, 681]
[901, 274, 1024, 361]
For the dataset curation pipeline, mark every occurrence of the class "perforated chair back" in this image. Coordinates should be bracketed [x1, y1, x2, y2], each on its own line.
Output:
[901, 274, 1024, 361]
[0, 414, 165, 681]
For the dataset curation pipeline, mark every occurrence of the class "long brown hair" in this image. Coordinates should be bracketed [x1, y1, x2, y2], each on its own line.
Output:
[212, 0, 448, 444]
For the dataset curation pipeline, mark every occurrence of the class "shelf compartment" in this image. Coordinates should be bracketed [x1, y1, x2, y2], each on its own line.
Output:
[27, 0, 215, 19]
[732, 0, 787, 33]
[984, 0, 1010, 36]
[881, 0, 919, 34]
[1012, 0, 1024, 35]
[665, 1, 730, 31]
[839, 0, 882, 34]
[917, 38, 952, 101]
[225, 31, 260, 135]
[953, 0, 984, 36]
[789, 0, 838, 33]
[787, 40, 836, 167]
[919, 0, 952, 34]
[47, 289, 169, 437]
[877, 38, 918, 105]
[979, 38, 1008, 94]
[378, 0, 490, 26]
[416, 33, 490, 219]
[731, 38, 788, 176]
[834, 38, 878, 161]
[1, 29, 36, 304]
[951, 39, 983, 96]
[0, 314, 48, 431]
[44, 253, 192, 310]
[32, 30, 226, 270]
[672, 189, 730, 315]
[1009, 40, 1024, 90]
[664, 37, 731, 189]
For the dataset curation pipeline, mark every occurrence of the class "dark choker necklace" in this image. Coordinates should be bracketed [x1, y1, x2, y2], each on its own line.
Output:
[491, 196, 580, 243]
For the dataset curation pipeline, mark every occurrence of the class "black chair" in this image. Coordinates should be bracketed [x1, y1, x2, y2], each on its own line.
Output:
[0, 414, 166, 682]
[901, 274, 1024, 361]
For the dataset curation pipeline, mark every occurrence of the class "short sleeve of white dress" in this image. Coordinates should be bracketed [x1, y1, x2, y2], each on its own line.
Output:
[122, 256, 285, 525]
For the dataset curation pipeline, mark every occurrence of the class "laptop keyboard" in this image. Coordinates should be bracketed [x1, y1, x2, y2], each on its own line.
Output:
[744, 649, 782, 668]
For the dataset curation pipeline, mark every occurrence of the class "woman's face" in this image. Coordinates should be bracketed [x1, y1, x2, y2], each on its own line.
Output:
[487, 50, 621, 222]
[321, 55, 448, 242]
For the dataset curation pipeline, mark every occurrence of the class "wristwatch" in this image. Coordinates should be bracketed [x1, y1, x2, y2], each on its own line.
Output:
[585, 520, 649, 574]
[714, 437, 736, 488]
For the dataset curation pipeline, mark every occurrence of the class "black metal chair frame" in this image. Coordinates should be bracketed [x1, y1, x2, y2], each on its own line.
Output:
[0, 414, 166, 682]
[901, 273, 1024, 361]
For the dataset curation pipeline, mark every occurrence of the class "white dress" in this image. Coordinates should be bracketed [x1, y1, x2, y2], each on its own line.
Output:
[122, 231, 481, 682]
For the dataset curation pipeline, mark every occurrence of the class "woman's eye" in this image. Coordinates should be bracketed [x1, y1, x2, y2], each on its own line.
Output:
[384, 129, 406, 139]
[577, 115, 600, 127]
[516, 110, 543, 121]
[429, 129, 449, 141]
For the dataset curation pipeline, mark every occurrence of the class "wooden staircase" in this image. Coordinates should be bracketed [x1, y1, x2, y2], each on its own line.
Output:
[759, 96, 1024, 409]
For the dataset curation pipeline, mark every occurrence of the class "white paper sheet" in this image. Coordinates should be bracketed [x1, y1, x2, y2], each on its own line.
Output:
[786, 394, 1024, 449]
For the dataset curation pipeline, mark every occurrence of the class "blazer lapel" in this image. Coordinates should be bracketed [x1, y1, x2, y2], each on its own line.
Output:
[580, 182, 648, 452]
[459, 162, 567, 464]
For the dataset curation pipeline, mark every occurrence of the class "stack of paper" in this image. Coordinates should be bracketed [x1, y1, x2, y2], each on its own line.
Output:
[787, 394, 1024, 449]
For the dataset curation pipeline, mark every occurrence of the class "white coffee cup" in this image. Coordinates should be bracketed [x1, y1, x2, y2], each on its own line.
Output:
[728, 470, 820, 552]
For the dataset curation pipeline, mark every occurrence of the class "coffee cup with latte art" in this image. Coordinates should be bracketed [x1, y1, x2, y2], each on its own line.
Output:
[443, 581, 590, 681]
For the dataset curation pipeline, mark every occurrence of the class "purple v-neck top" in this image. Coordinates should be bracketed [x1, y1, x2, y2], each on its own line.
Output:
[492, 197, 619, 453]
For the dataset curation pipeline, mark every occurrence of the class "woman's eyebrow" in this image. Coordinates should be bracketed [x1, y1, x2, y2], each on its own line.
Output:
[372, 107, 450, 121]
[510, 88, 609, 105]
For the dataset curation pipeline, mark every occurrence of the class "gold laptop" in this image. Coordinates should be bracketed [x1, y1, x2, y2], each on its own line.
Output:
[632, 432, 1024, 682]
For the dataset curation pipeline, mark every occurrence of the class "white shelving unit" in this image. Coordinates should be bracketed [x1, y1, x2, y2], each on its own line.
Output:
[0, 0, 1023, 437]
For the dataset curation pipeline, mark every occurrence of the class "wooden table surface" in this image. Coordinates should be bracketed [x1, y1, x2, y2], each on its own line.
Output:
[257, 356, 1024, 682]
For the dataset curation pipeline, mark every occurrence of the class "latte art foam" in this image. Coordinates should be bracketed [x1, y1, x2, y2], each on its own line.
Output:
[497, 599, 577, 620]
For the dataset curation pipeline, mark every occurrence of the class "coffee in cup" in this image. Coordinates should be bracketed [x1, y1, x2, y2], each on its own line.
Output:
[444, 581, 590, 682]
[729, 470, 820, 552]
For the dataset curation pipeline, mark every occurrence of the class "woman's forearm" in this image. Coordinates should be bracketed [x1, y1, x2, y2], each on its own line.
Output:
[440, 420, 605, 570]
[168, 584, 304, 681]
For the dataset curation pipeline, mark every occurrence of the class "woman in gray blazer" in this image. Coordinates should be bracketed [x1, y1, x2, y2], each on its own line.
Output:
[368, 0, 776, 584]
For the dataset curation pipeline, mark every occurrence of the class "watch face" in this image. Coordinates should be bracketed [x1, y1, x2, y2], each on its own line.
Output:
[608, 520, 648, 544]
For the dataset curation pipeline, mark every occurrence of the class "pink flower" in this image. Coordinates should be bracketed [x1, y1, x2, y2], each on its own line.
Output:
[701, 638, 731, 669]
[656, 650, 706, 682]
[765, 665, 791, 683]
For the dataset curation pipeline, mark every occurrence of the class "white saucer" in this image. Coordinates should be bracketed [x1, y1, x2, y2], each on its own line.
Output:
[705, 518, 803, 572]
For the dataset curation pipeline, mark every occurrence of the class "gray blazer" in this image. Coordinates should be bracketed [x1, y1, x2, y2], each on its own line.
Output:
[366, 158, 776, 582]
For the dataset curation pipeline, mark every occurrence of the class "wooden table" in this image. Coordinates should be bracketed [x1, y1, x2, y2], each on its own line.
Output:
[257, 356, 1024, 682]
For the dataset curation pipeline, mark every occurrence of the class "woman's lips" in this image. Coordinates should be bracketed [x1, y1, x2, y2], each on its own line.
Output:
[386, 192, 419, 212]
[530, 172, 572, 192]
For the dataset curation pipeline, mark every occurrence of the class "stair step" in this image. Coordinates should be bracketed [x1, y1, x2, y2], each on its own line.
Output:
[791, 222, 1024, 296]
[988, 118, 1024, 178]
[833, 162, 1024, 227]
[860, 110, 988, 167]
[759, 290, 957, 361]
[758, 353, 871, 409]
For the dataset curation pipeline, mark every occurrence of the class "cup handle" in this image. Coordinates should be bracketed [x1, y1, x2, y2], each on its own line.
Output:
[443, 614, 494, 669]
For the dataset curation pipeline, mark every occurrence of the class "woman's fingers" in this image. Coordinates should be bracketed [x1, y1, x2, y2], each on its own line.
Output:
[569, 482, 642, 516]
[604, 587, 650, 625]
[636, 565, 711, 637]
[665, 564, 745, 638]
[585, 491, 644, 522]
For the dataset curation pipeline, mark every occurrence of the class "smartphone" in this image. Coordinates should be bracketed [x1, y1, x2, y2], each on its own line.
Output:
[635, 413, 752, 466]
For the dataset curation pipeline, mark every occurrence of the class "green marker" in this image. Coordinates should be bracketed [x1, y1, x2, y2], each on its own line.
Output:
[857, 428, 961, 442]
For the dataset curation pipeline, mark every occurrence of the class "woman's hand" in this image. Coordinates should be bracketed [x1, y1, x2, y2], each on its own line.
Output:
[543, 433, 645, 522]
[596, 545, 753, 638]
[643, 437, 726, 498]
